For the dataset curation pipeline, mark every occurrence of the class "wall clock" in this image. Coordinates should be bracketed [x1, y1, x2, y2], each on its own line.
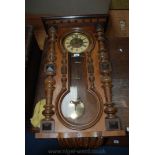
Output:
[33, 15, 125, 148]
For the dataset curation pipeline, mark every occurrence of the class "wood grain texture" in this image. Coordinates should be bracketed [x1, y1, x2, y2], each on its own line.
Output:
[35, 130, 125, 138]
[31, 16, 127, 148]
[33, 37, 128, 133]
[96, 25, 118, 120]
[106, 10, 129, 37]
[108, 37, 129, 129]
[42, 27, 57, 122]
[58, 137, 103, 148]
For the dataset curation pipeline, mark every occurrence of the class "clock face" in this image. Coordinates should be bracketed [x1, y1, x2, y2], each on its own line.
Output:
[63, 32, 90, 53]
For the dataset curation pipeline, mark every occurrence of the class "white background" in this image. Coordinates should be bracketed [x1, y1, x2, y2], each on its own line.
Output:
[0, 0, 154, 154]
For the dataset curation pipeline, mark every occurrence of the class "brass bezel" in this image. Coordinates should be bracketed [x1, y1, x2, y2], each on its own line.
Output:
[60, 28, 95, 54]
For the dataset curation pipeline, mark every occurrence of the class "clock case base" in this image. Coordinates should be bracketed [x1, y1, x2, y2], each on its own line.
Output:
[35, 130, 125, 148]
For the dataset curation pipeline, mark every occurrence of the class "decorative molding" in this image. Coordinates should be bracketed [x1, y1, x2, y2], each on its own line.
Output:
[42, 15, 108, 33]
[58, 137, 103, 148]
[45, 17, 106, 27]
[61, 51, 68, 90]
[87, 51, 95, 89]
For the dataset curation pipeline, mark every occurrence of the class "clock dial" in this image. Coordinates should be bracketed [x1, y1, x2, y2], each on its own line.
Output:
[63, 32, 90, 53]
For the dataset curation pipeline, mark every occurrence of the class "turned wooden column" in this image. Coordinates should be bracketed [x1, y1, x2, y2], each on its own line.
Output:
[96, 25, 120, 130]
[41, 26, 57, 132]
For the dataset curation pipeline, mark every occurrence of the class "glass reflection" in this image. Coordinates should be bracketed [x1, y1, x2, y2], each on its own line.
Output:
[61, 86, 85, 120]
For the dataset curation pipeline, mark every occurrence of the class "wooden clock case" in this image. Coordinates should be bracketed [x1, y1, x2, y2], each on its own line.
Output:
[34, 14, 125, 148]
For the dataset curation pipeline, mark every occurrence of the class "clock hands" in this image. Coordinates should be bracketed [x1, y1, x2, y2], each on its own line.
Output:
[64, 32, 89, 53]
[70, 98, 83, 112]
[67, 44, 71, 48]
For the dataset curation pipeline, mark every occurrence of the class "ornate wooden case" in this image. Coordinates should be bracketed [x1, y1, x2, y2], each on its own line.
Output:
[34, 15, 125, 148]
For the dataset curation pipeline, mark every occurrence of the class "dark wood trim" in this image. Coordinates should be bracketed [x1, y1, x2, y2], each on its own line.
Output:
[42, 14, 108, 20]
[42, 14, 109, 34]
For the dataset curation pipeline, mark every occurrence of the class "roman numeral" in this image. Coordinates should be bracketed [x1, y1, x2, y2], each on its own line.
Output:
[72, 34, 78, 38]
